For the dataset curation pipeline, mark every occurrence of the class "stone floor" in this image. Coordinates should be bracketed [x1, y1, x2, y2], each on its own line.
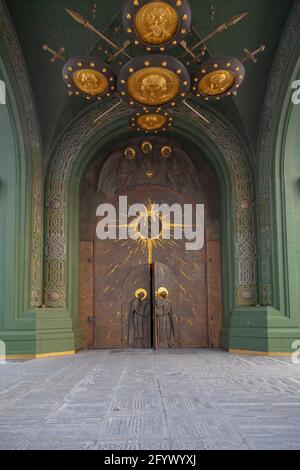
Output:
[0, 349, 300, 450]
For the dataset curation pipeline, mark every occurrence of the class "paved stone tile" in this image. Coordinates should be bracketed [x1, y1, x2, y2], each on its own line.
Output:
[0, 350, 300, 450]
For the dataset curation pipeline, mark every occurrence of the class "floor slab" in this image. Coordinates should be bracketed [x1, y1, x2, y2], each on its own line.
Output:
[0, 349, 299, 450]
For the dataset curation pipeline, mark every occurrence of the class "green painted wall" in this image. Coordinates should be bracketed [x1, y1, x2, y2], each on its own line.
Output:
[0, 0, 300, 356]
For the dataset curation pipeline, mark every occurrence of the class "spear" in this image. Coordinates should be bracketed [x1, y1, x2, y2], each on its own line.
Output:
[65, 8, 132, 60]
[190, 12, 248, 53]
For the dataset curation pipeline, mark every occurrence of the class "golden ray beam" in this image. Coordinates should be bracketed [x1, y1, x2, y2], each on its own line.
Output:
[94, 100, 123, 124]
[183, 100, 210, 124]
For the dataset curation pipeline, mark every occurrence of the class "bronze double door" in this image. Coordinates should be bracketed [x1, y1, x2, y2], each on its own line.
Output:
[93, 186, 210, 349]
[125, 262, 180, 349]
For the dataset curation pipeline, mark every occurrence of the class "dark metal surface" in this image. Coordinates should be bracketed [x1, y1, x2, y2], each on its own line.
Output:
[81, 137, 222, 349]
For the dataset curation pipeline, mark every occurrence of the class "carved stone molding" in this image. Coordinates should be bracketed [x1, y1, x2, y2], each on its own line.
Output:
[179, 103, 257, 306]
[0, 0, 43, 307]
[257, 1, 300, 305]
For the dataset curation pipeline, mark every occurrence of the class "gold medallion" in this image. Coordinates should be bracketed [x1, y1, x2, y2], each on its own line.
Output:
[137, 114, 167, 131]
[199, 70, 235, 96]
[72, 69, 109, 96]
[127, 67, 180, 106]
[134, 2, 179, 45]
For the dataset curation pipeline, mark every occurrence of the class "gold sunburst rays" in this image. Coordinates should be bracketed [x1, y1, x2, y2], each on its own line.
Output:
[179, 269, 188, 279]
[99, 198, 198, 267]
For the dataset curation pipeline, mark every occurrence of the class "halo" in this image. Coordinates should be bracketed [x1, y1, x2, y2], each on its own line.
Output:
[62, 57, 116, 100]
[158, 287, 169, 298]
[118, 55, 190, 111]
[135, 288, 148, 300]
[191, 57, 245, 102]
[123, 0, 192, 52]
[161, 145, 173, 158]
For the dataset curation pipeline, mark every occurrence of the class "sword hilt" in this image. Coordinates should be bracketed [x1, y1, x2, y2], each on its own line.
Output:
[241, 45, 265, 64]
[43, 45, 66, 63]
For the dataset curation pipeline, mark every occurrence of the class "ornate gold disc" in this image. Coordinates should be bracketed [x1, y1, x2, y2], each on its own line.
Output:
[137, 114, 167, 131]
[135, 288, 148, 300]
[127, 67, 180, 106]
[199, 69, 236, 96]
[157, 287, 169, 298]
[134, 1, 179, 45]
[72, 69, 109, 96]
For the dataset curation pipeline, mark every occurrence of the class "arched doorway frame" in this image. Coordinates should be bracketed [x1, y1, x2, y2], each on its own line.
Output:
[44, 101, 257, 350]
[0, 1, 43, 356]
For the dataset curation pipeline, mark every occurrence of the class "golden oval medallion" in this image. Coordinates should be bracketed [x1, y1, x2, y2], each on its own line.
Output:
[72, 69, 109, 96]
[134, 1, 179, 45]
[127, 67, 180, 106]
[199, 69, 235, 96]
[137, 114, 167, 131]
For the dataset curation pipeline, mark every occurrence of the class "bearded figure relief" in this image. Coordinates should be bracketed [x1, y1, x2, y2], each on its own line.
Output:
[140, 74, 168, 103]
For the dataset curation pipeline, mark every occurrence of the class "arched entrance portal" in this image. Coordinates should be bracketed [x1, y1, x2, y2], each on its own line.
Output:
[79, 137, 222, 349]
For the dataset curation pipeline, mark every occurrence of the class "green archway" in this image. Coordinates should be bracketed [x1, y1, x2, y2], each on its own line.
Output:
[0, 1, 43, 357]
[256, 1, 300, 353]
[43, 101, 257, 353]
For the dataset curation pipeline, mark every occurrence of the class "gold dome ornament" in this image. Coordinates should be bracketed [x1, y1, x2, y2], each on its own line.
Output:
[123, 0, 191, 51]
[191, 57, 245, 101]
[118, 55, 190, 110]
[130, 111, 173, 133]
[63, 57, 116, 99]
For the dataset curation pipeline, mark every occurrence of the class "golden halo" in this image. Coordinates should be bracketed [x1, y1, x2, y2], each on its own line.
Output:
[161, 145, 173, 158]
[137, 114, 167, 131]
[127, 67, 181, 106]
[134, 2, 179, 45]
[158, 287, 169, 298]
[135, 288, 148, 300]
[72, 69, 109, 96]
[124, 147, 136, 160]
[199, 69, 235, 97]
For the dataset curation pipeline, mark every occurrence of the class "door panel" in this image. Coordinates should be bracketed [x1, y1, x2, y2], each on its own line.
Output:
[207, 241, 222, 348]
[153, 262, 181, 348]
[122, 265, 151, 348]
[93, 186, 210, 349]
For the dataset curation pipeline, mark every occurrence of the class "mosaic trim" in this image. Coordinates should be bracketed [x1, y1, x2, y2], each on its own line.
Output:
[180, 104, 257, 306]
[257, 1, 300, 305]
[45, 100, 128, 307]
[0, 1, 43, 307]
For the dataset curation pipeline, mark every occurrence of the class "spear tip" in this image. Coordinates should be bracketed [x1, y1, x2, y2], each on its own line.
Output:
[227, 11, 248, 27]
[65, 8, 86, 26]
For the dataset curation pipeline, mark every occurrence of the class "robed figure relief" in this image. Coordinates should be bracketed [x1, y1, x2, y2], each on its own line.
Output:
[128, 289, 150, 348]
[155, 288, 176, 348]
